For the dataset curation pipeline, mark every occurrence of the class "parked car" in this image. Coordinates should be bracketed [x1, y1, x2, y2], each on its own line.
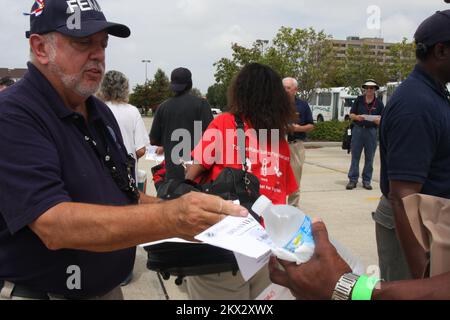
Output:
[211, 108, 222, 116]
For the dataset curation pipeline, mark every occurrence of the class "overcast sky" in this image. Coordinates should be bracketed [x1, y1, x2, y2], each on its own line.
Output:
[1, 0, 448, 94]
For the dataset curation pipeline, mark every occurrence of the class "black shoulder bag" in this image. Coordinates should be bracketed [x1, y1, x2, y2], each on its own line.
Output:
[145, 114, 261, 285]
[342, 122, 354, 154]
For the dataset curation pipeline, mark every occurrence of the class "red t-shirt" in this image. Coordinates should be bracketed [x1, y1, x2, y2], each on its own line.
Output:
[192, 113, 298, 204]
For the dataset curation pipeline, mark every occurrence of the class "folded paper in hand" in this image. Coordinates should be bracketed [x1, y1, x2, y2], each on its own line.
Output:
[146, 145, 165, 162]
[362, 115, 381, 122]
[195, 215, 274, 281]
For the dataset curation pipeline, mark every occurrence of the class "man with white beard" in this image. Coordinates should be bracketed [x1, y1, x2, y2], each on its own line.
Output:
[0, 0, 247, 300]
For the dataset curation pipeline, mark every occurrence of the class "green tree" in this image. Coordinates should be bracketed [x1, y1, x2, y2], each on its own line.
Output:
[148, 68, 172, 106]
[335, 45, 389, 91]
[388, 38, 416, 82]
[213, 46, 248, 86]
[212, 43, 263, 107]
[206, 83, 227, 109]
[212, 26, 336, 101]
[190, 87, 203, 98]
[129, 68, 172, 115]
[270, 27, 336, 100]
[129, 83, 152, 109]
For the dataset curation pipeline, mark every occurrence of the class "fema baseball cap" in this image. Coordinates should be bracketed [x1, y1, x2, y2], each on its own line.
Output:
[170, 67, 192, 92]
[414, 10, 450, 46]
[25, 0, 130, 39]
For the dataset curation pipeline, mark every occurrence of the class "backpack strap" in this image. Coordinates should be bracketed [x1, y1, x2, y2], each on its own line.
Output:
[234, 114, 246, 168]
[234, 114, 251, 189]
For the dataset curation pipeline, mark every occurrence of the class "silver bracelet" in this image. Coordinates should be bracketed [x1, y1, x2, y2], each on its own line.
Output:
[331, 273, 360, 300]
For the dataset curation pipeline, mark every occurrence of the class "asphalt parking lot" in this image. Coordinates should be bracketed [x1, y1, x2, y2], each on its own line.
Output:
[121, 117, 381, 300]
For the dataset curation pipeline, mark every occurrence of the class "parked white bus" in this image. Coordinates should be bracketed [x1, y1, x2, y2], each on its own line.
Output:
[309, 83, 449, 122]
[377, 81, 446, 105]
[308, 87, 358, 122]
[378, 82, 401, 106]
[380, 83, 450, 105]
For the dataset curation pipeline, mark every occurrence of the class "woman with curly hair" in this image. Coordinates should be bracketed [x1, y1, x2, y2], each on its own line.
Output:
[185, 63, 298, 300]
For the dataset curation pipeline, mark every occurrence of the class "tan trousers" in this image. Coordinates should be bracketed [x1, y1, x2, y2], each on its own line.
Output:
[288, 140, 306, 208]
[0, 281, 124, 300]
[186, 267, 271, 300]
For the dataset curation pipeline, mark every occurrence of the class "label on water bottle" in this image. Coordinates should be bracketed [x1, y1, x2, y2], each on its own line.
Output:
[283, 216, 314, 253]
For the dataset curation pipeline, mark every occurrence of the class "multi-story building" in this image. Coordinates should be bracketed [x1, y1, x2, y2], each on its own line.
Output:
[331, 36, 396, 64]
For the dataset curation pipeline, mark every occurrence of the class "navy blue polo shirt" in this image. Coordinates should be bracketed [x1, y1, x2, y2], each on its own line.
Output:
[380, 65, 450, 199]
[288, 98, 314, 142]
[0, 63, 136, 298]
[350, 95, 384, 128]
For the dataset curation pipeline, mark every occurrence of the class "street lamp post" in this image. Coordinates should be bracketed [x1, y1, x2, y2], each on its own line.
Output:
[142, 59, 151, 83]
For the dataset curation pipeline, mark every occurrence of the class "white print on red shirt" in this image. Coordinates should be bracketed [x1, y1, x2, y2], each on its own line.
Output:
[192, 127, 283, 175]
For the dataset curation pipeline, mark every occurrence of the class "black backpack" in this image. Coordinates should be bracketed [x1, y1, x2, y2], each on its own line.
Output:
[342, 122, 354, 154]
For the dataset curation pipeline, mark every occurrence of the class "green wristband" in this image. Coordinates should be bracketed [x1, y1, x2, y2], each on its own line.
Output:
[351, 275, 381, 300]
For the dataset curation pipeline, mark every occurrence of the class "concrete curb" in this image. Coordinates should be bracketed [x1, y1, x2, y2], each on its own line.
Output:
[304, 141, 341, 148]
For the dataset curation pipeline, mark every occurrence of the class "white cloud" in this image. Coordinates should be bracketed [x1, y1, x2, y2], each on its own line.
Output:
[204, 25, 254, 51]
[381, 14, 418, 42]
[176, 0, 208, 17]
[2, 0, 449, 94]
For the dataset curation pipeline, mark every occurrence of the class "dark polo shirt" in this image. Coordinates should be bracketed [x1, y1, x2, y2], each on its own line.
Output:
[150, 93, 213, 180]
[350, 95, 384, 129]
[288, 98, 314, 142]
[380, 65, 450, 199]
[0, 63, 136, 298]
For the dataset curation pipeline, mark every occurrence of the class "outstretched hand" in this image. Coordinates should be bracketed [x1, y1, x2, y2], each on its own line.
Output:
[269, 219, 351, 300]
[166, 192, 248, 241]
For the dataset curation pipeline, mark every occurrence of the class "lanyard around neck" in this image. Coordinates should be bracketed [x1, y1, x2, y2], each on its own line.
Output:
[364, 97, 377, 114]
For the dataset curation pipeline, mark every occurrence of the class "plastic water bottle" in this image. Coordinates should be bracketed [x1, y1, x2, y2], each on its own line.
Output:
[252, 195, 315, 264]
[252, 195, 366, 274]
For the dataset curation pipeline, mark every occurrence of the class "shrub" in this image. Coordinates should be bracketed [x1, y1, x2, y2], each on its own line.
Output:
[307, 120, 350, 142]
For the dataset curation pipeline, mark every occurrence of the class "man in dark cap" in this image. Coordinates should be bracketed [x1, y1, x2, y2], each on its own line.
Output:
[0, 0, 246, 300]
[268, 10, 450, 300]
[150, 67, 213, 180]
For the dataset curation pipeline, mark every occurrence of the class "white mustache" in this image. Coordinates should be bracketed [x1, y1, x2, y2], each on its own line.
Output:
[83, 62, 105, 74]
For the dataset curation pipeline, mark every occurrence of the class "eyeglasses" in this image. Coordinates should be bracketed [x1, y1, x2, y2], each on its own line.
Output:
[366, 87, 376, 90]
